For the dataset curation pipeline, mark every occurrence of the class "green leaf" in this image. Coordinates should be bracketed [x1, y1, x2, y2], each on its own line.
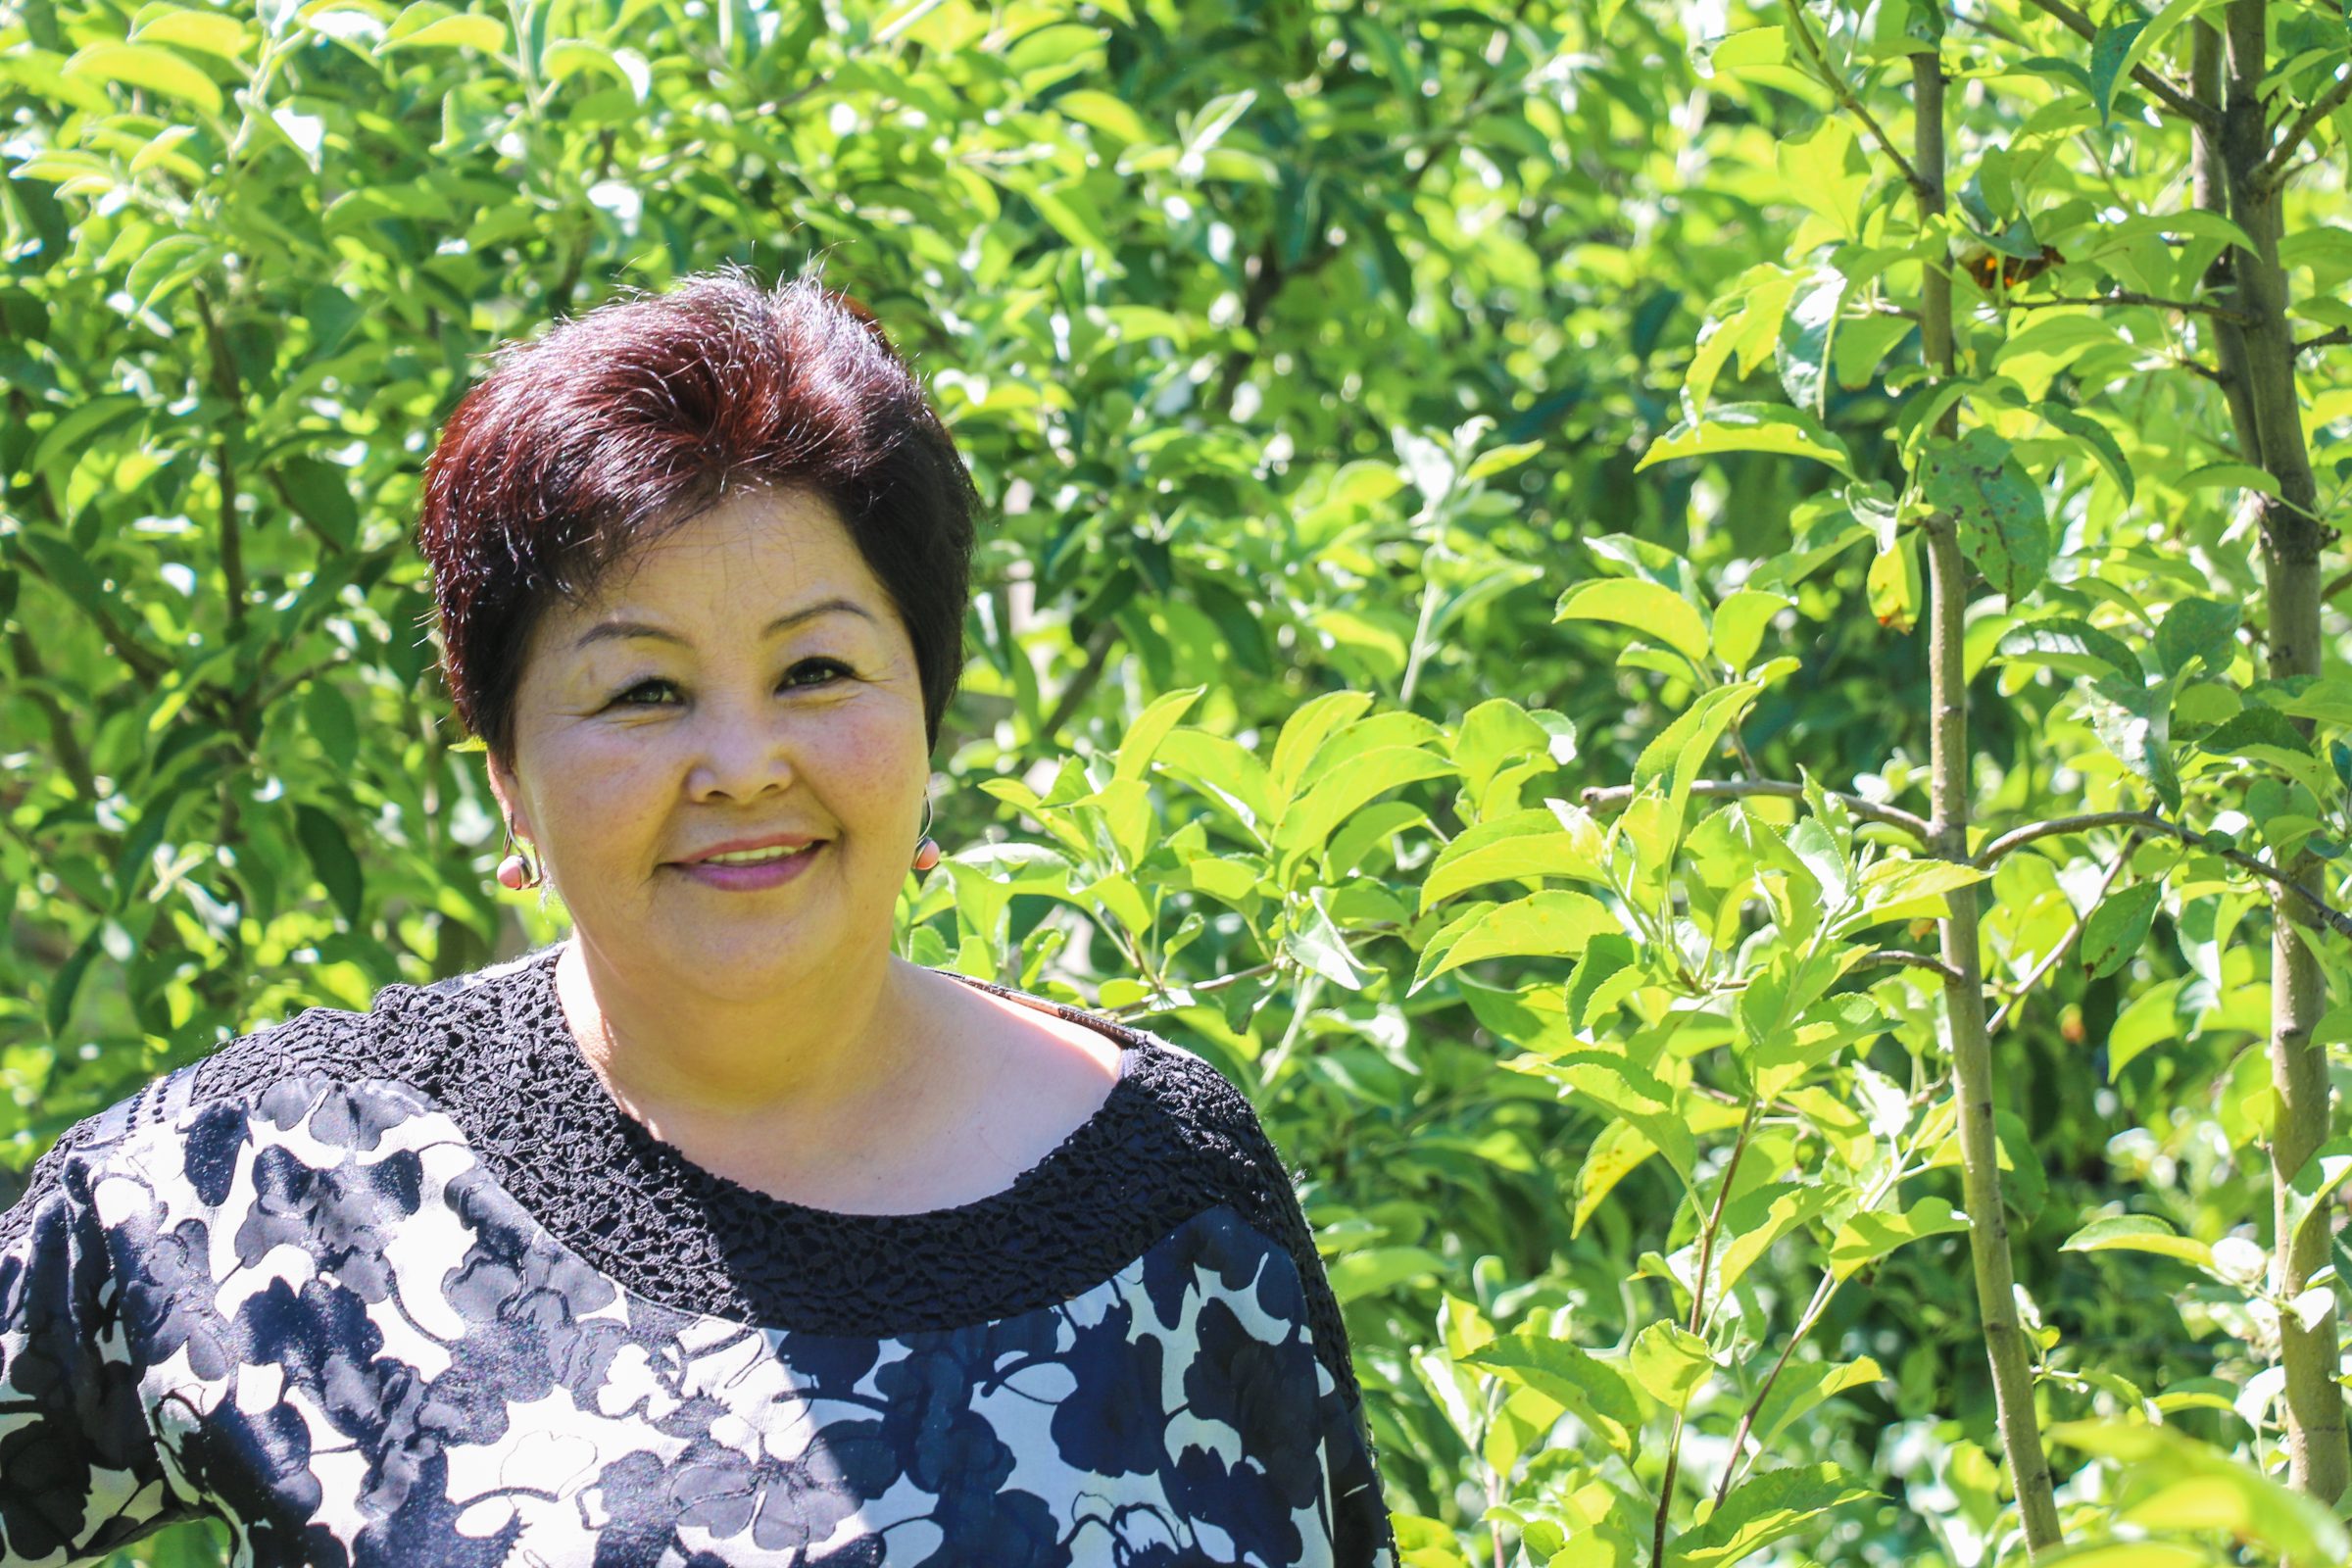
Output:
[2087, 673, 2182, 813]
[295, 803, 365, 924]
[1154, 729, 1275, 831]
[1449, 699, 1569, 817]
[1844, 857, 1989, 928]
[1666, 1463, 1876, 1568]
[277, 454, 360, 550]
[129, 6, 258, 63]
[1575, 1119, 1657, 1237]
[1749, 1357, 1884, 1452]
[1996, 616, 2142, 681]
[1922, 429, 2049, 602]
[1555, 578, 1714, 671]
[1324, 1246, 1444, 1303]
[543, 39, 652, 101]
[1637, 402, 1856, 478]
[1273, 746, 1455, 862]
[2279, 1137, 2352, 1253]
[1565, 933, 1642, 1029]
[1269, 690, 1376, 804]
[2082, 883, 2163, 978]
[1711, 588, 1793, 674]
[2154, 598, 2239, 679]
[2090, 19, 2149, 123]
[2107, 977, 2184, 1080]
[1830, 1196, 1968, 1280]
[380, 12, 509, 54]
[1114, 685, 1205, 783]
[1284, 886, 1374, 991]
[1629, 1321, 1712, 1411]
[62, 42, 225, 113]
[1710, 1182, 1839, 1298]
[1055, 87, 1152, 146]
[1463, 1330, 1642, 1458]
[1422, 809, 1609, 911]
[1410, 891, 1622, 993]
[2039, 401, 2135, 503]
[2047, 1421, 2350, 1568]
[1775, 118, 1867, 240]
[2058, 1214, 2216, 1270]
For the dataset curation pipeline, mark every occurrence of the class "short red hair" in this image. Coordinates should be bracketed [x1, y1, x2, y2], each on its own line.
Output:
[415, 265, 978, 766]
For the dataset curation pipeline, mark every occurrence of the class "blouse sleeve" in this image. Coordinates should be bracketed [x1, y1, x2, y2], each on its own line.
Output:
[0, 1074, 202, 1563]
[1210, 1080, 1399, 1568]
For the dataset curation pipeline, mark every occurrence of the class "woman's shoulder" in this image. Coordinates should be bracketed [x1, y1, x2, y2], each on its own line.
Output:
[3, 949, 543, 1238]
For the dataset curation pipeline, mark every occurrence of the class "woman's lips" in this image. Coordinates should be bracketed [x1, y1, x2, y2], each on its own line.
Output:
[671, 842, 824, 890]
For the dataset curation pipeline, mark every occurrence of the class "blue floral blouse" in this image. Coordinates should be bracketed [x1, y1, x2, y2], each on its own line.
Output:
[0, 942, 1396, 1566]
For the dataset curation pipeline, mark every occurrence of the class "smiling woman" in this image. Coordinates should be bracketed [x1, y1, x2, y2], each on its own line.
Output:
[0, 267, 1396, 1566]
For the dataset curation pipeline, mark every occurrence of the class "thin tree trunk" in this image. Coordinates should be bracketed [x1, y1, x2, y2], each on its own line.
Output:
[2217, 0, 2352, 1520]
[1911, 47, 2066, 1560]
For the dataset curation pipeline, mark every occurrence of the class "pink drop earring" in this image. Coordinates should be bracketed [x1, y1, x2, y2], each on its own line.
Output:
[496, 822, 541, 891]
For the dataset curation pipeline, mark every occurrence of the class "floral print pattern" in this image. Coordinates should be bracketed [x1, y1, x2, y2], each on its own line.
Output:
[0, 975, 1393, 1567]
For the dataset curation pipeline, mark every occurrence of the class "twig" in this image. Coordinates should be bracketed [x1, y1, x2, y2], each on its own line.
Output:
[2017, 0, 2219, 130]
[1654, 1102, 1761, 1568]
[1040, 617, 1123, 740]
[1102, 922, 1405, 1023]
[1985, 834, 2140, 1033]
[1857, 948, 1967, 985]
[1581, 779, 1934, 843]
[2296, 326, 2352, 358]
[1973, 810, 2352, 941]
[1781, 0, 1931, 198]
[2255, 71, 2352, 194]
[2003, 290, 2254, 326]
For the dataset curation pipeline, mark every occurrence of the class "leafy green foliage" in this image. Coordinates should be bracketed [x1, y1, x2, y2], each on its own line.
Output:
[9, 0, 2352, 1564]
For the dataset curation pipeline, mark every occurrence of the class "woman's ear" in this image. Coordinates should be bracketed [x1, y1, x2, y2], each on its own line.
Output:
[485, 749, 532, 843]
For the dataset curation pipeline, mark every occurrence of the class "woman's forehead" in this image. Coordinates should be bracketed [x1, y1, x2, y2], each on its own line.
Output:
[565, 496, 877, 617]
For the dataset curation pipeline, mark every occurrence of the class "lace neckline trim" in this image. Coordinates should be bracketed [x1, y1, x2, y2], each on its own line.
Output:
[505, 941, 1163, 1229]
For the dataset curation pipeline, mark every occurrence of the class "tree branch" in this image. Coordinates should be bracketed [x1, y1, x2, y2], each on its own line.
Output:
[2255, 70, 2352, 193]
[1986, 834, 2139, 1033]
[2003, 290, 2254, 325]
[1040, 615, 1124, 741]
[1782, 0, 1931, 197]
[1857, 948, 1967, 985]
[1580, 778, 1934, 842]
[1973, 809, 2352, 941]
[2019, 0, 2220, 129]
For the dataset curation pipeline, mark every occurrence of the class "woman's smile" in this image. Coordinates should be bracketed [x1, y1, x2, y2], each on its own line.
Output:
[668, 838, 826, 890]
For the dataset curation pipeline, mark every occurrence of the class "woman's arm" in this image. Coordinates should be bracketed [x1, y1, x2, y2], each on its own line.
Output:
[0, 1075, 203, 1563]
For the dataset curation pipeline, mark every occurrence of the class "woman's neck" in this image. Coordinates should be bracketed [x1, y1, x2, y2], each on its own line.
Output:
[553, 934, 945, 1138]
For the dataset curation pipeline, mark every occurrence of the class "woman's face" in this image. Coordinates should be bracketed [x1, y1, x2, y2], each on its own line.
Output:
[486, 484, 930, 1000]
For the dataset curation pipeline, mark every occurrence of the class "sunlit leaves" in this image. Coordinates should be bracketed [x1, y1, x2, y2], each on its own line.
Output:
[60, 42, 223, 113]
[2048, 1421, 2351, 1567]
[1462, 1330, 1642, 1459]
[1554, 579, 1714, 672]
[1637, 403, 1858, 479]
[1628, 1322, 1712, 1411]
[1665, 1464, 1876, 1568]
[1420, 810, 1608, 913]
[1829, 1197, 1969, 1280]
[2060, 1215, 2217, 1271]
[1920, 429, 2050, 603]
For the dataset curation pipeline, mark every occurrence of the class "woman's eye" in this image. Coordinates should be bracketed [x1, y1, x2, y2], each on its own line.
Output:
[613, 678, 675, 707]
[609, 662, 848, 709]
[786, 659, 851, 687]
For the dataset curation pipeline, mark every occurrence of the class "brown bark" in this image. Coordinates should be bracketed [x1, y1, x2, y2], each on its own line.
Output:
[1911, 47, 2066, 1560]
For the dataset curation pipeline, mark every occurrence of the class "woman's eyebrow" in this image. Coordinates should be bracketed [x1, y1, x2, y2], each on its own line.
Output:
[569, 599, 876, 651]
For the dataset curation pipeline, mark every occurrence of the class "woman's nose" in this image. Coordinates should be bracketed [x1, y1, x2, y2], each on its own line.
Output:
[684, 699, 798, 802]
